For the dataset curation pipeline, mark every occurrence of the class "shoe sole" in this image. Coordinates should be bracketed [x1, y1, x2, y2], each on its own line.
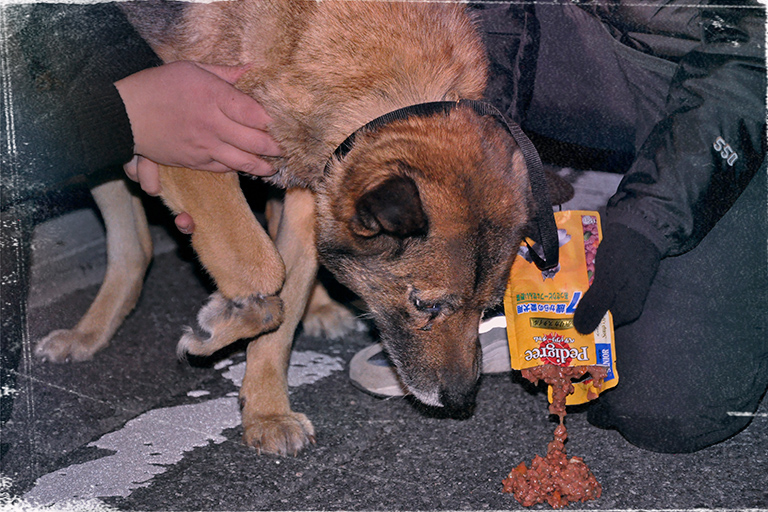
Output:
[348, 315, 510, 398]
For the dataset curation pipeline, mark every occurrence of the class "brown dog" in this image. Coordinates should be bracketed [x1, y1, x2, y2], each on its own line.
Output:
[37, 0, 571, 456]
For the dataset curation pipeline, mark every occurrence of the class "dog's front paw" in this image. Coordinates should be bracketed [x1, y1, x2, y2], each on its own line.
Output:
[178, 292, 283, 358]
[302, 300, 365, 339]
[242, 411, 316, 456]
[35, 329, 104, 363]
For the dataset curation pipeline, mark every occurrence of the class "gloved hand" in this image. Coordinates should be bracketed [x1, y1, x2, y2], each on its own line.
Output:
[573, 223, 662, 334]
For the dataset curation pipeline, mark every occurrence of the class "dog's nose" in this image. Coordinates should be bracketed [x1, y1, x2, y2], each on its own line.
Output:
[438, 377, 478, 415]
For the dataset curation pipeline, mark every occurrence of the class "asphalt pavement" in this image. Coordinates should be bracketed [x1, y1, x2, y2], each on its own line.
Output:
[1, 169, 767, 511]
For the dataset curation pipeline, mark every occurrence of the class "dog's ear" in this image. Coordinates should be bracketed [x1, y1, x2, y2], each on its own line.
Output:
[352, 175, 428, 238]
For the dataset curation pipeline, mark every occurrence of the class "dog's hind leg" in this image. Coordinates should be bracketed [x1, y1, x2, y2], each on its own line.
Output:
[240, 187, 318, 455]
[36, 179, 153, 362]
[157, 166, 285, 356]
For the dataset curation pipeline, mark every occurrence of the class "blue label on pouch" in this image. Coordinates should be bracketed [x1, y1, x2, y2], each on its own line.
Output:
[594, 343, 615, 381]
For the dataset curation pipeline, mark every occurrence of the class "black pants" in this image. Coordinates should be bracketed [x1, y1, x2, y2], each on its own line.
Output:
[478, 1, 768, 453]
[588, 165, 768, 453]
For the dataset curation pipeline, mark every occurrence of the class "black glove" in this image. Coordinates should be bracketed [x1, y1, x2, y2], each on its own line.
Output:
[573, 223, 662, 334]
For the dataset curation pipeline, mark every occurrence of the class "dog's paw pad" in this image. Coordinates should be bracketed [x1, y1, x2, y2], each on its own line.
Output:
[35, 329, 101, 363]
[242, 412, 315, 456]
[177, 292, 284, 358]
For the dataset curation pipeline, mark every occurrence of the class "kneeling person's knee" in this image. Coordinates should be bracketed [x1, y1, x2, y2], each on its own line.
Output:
[588, 399, 755, 453]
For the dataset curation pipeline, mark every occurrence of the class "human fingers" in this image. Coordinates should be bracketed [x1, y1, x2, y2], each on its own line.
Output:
[125, 155, 163, 196]
[195, 62, 275, 131]
[186, 63, 283, 163]
[209, 144, 278, 176]
[136, 156, 162, 196]
[216, 120, 283, 160]
[175, 212, 195, 235]
[219, 91, 276, 133]
[124, 155, 139, 182]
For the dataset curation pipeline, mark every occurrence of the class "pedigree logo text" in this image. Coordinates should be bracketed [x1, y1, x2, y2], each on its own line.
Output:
[523, 332, 589, 366]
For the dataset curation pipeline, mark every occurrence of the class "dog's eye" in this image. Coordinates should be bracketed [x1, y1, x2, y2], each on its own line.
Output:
[413, 297, 443, 319]
[413, 298, 442, 331]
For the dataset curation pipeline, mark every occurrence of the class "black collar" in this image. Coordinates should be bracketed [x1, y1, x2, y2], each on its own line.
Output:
[324, 99, 559, 271]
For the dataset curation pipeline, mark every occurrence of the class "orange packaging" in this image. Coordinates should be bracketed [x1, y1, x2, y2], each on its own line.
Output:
[504, 210, 618, 405]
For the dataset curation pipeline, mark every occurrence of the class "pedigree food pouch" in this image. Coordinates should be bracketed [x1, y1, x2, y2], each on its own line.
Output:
[504, 210, 618, 405]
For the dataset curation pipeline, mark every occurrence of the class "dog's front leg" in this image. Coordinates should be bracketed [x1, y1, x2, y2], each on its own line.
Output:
[158, 166, 285, 355]
[266, 195, 362, 339]
[240, 187, 318, 455]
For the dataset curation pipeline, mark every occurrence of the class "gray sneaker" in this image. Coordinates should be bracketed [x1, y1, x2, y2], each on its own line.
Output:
[348, 313, 510, 398]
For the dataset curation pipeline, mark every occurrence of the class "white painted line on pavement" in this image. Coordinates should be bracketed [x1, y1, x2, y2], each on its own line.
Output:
[22, 350, 344, 507]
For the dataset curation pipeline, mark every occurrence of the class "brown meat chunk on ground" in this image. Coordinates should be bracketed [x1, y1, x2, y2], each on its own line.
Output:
[502, 365, 607, 508]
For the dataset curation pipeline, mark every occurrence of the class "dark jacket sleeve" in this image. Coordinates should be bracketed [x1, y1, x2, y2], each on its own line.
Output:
[5, 2, 161, 208]
[471, 2, 539, 126]
[606, 2, 767, 257]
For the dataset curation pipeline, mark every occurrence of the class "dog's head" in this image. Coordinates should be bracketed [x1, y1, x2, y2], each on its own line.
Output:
[317, 106, 535, 412]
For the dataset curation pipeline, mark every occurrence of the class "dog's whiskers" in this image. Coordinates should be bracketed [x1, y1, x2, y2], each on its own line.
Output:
[355, 311, 375, 321]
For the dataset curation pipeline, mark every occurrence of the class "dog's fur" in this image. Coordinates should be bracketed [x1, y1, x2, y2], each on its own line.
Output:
[36, 0, 572, 456]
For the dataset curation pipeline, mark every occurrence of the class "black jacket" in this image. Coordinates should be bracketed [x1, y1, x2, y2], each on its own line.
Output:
[2, 3, 161, 211]
[478, 0, 766, 257]
[605, 2, 766, 256]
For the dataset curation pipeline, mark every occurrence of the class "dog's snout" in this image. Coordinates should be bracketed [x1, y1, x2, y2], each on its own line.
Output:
[438, 378, 478, 415]
[436, 339, 481, 414]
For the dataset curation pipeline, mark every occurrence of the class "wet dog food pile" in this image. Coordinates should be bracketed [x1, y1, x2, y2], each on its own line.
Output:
[502, 364, 607, 508]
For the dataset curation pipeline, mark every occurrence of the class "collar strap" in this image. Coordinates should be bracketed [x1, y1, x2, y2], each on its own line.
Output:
[324, 99, 559, 271]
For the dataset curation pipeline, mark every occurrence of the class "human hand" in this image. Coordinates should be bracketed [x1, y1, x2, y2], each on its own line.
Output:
[116, 60, 282, 193]
[573, 223, 661, 334]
